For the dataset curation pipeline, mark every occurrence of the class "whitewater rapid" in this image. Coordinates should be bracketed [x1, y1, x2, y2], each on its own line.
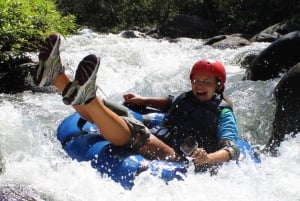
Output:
[0, 32, 299, 201]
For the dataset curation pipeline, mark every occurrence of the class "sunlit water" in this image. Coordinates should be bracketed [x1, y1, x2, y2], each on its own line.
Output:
[0, 33, 299, 201]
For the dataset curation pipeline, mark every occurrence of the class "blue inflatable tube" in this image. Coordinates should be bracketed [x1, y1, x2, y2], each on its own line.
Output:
[57, 109, 260, 189]
[57, 112, 186, 189]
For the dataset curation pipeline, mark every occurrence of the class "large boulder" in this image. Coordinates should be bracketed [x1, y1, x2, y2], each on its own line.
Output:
[264, 63, 300, 155]
[204, 34, 250, 49]
[0, 54, 34, 94]
[159, 14, 215, 38]
[250, 19, 300, 42]
[245, 31, 300, 81]
[0, 183, 48, 201]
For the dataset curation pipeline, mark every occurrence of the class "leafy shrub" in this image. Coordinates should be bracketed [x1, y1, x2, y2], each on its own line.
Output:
[57, 0, 178, 32]
[0, 0, 76, 61]
[57, 0, 300, 35]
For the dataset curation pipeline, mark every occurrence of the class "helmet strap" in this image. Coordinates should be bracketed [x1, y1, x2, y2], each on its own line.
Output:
[215, 78, 222, 94]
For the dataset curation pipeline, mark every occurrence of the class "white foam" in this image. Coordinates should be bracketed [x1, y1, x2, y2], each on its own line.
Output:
[0, 33, 299, 201]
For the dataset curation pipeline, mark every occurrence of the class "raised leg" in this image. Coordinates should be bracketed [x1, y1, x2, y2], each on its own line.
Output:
[36, 34, 181, 162]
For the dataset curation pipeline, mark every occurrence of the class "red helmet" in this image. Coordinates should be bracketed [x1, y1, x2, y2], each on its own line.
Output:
[190, 59, 226, 92]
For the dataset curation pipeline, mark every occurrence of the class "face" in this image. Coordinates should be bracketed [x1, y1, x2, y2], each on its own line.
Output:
[190, 72, 218, 101]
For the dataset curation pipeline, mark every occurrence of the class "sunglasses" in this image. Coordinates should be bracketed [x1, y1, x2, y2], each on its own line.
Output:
[191, 78, 215, 86]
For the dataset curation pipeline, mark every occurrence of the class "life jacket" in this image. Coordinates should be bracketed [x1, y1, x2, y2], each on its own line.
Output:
[161, 91, 232, 154]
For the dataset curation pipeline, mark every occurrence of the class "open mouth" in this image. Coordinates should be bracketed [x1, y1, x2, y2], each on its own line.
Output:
[195, 90, 207, 96]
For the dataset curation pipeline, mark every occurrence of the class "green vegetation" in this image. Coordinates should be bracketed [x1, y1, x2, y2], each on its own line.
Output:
[57, 0, 299, 34]
[0, 0, 76, 61]
[0, 0, 76, 93]
[56, 0, 176, 32]
[1, 0, 298, 59]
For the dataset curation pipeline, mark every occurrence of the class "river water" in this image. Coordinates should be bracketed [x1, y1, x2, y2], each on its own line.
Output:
[0, 32, 299, 201]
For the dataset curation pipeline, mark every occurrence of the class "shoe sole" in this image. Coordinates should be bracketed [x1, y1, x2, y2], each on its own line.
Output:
[73, 55, 100, 105]
[36, 34, 61, 87]
[63, 54, 100, 105]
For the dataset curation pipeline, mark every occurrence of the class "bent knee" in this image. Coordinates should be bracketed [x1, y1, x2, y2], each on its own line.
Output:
[121, 116, 151, 151]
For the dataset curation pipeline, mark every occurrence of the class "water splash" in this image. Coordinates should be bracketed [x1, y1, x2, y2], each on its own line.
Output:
[0, 33, 299, 201]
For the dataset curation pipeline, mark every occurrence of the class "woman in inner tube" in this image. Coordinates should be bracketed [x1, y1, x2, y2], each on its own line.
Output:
[35, 34, 240, 172]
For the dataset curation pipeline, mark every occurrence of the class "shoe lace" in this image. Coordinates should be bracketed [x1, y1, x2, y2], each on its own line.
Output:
[96, 84, 108, 98]
[65, 63, 108, 99]
[64, 63, 75, 75]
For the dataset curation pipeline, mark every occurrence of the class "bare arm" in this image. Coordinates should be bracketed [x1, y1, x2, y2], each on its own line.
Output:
[192, 109, 240, 166]
[192, 148, 230, 166]
[123, 93, 171, 111]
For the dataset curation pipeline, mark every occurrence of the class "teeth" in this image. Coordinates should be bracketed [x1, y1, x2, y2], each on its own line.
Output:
[196, 91, 206, 96]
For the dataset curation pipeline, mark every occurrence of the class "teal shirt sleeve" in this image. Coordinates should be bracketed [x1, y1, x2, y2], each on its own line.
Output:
[217, 109, 239, 143]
